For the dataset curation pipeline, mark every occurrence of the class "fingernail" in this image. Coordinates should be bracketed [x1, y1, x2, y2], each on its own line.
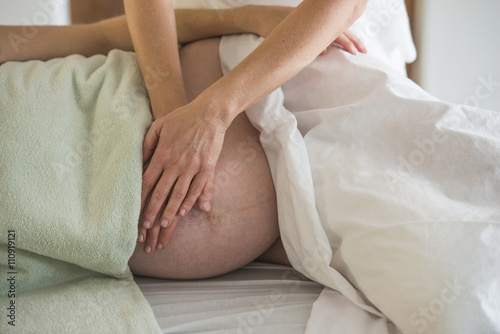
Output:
[161, 219, 169, 227]
[202, 202, 211, 211]
[179, 208, 186, 216]
[143, 220, 152, 229]
[157, 243, 163, 250]
[138, 234, 144, 243]
[145, 246, 152, 253]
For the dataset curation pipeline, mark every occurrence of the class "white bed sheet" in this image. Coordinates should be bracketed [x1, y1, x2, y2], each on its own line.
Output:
[135, 262, 390, 334]
[135, 263, 321, 333]
[138, 2, 499, 333]
[218, 32, 500, 334]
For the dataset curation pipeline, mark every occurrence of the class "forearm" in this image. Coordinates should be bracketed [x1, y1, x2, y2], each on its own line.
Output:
[122, 4, 263, 117]
[176, 7, 249, 45]
[195, 0, 368, 125]
[99, 7, 262, 54]
[124, 0, 188, 117]
[0, 7, 278, 66]
[0, 24, 108, 64]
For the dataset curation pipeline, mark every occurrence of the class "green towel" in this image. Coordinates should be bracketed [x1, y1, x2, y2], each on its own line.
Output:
[0, 50, 161, 333]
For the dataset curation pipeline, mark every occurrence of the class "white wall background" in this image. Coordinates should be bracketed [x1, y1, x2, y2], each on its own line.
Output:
[0, 0, 70, 25]
[412, 0, 500, 111]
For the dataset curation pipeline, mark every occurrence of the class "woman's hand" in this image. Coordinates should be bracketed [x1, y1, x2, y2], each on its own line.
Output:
[318, 30, 367, 56]
[330, 30, 367, 55]
[139, 100, 228, 253]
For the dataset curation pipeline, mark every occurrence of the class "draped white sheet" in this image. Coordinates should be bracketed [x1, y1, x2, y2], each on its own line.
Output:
[219, 33, 500, 334]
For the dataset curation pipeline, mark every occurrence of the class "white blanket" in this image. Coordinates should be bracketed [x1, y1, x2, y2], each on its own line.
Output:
[219, 34, 500, 334]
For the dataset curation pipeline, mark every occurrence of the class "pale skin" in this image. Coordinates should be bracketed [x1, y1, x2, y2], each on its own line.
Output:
[125, 0, 368, 254]
[0, 5, 366, 275]
[0, 7, 298, 63]
[130, 37, 284, 278]
[0, 7, 296, 276]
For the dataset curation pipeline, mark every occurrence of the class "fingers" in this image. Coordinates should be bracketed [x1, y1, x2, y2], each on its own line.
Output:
[142, 195, 168, 254]
[156, 217, 179, 251]
[138, 225, 147, 244]
[158, 173, 194, 226]
[142, 121, 160, 164]
[335, 34, 358, 55]
[332, 31, 367, 55]
[143, 220, 161, 254]
[138, 190, 152, 243]
[161, 169, 215, 224]
[141, 171, 176, 229]
[142, 216, 179, 254]
[140, 171, 215, 254]
[140, 141, 164, 214]
[197, 174, 214, 213]
[138, 173, 214, 254]
[141, 153, 215, 233]
[344, 30, 367, 54]
[179, 171, 213, 215]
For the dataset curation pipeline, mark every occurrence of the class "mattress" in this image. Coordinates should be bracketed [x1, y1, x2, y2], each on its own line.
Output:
[135, 262, 323, 333]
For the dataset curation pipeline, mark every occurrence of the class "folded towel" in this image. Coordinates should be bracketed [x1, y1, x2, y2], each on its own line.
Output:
[0, 50, 161, 333]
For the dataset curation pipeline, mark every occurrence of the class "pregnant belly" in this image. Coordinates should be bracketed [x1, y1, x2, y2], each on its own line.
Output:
[128, 38, 279, 279]
[128, 112, 279, 279]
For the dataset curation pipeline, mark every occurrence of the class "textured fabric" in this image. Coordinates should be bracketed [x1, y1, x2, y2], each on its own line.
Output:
[0, 50, 161, 333]
[136, 263, 324, 334]
[220, 33, 500, 334]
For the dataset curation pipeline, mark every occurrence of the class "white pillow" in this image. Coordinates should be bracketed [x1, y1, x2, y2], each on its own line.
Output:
[173, 0, 416, 75]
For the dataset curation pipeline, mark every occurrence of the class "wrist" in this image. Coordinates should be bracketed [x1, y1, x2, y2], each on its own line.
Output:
[193, 87, 240, 130]
[149, 85, 189, 120]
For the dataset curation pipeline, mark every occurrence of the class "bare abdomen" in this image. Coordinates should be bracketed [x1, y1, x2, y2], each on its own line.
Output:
[128, 38, 279, 279]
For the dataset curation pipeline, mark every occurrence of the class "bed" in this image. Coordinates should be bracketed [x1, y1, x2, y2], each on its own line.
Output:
[135, 262, 399, 334]
[135, 1, 500, 333]
[136, 0, 415, 332]
[135, 262, 325, 333]
[135, 0, 405, 333]
[1, 1, 499, 333]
